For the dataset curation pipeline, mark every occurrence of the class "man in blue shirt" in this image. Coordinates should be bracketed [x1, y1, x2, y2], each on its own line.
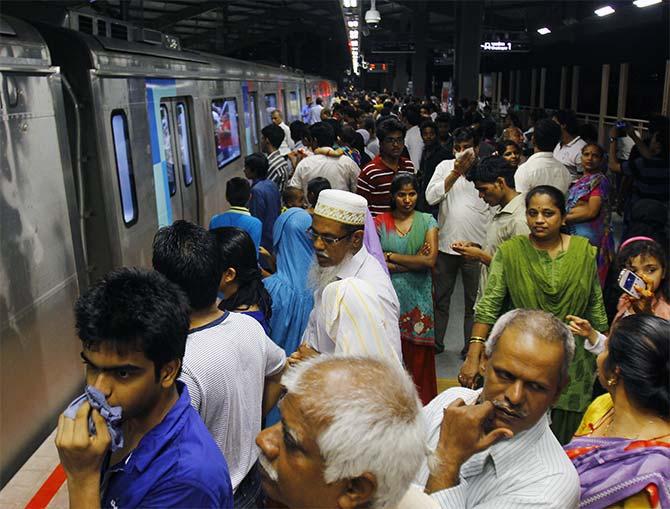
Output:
[209, 177, 262, 256]
[55, 268, 233, 509]
[244, 153, 281, 255]
[301, 96, 313, 124]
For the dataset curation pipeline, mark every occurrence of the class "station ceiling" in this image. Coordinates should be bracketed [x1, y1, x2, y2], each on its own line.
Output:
[0, 0, 667, 79]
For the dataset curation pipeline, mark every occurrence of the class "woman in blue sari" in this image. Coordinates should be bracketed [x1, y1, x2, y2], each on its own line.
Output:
[263, 208, 315, 355]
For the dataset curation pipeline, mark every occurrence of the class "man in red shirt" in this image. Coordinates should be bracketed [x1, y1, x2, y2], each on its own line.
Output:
[357, 118, 415, 216]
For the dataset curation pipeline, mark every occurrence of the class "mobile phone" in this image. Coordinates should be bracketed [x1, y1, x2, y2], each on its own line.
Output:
[618, 268, 645, 298]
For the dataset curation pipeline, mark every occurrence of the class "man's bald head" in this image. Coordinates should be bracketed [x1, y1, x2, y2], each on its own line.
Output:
[485, 309, 575, 387]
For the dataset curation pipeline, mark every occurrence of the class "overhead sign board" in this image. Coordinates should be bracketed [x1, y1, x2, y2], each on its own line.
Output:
[480, 40, 530, 53]
[368, 62, 392, 73]
[370, 41, 415, 54]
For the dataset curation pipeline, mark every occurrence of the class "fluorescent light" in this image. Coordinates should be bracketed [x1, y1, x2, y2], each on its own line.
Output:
[351, 40, 358, 47]
[350, 0, 357, 7]
[349, 30, 359, 39]
[634, 0, 661, 6]
[594, 5, 615, 16]
[348, 19, 358, 28]
[343, 0, 351, 8]
[537, 27, 551, 35]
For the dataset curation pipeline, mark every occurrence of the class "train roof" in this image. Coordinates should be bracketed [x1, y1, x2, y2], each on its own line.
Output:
[2, 10, 332, 84]
[0, 16, 52, 72]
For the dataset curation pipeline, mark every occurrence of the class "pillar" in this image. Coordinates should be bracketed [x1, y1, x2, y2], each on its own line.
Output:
[539, 67, 546, 108]
[514, 70, 521, 104]
[454, 0, 483, 101]
[663, 60, 670, 116]
[497, 72, 503, 104]
[617, 63, 629, 119]
[508, 71, 514, 102]
[598, 64, 610, 145]
[393, 54, 409, 95]
[412, 1, 427, 97]
[571, 65, 580, 111]
[530, 68, 537, 107]
[559, 66, 568, 109]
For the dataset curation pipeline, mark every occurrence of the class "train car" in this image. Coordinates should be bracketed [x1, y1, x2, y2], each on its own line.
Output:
[0, 9, 335, 486]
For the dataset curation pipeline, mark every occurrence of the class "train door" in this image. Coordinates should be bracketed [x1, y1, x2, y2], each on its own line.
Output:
[158, 99, 198, 223]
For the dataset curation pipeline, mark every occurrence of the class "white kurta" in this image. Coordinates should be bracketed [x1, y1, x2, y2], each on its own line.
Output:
[302, 246, 401, 359]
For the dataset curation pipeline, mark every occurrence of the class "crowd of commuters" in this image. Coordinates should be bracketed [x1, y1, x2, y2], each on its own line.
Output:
[55, 89, 668, 508]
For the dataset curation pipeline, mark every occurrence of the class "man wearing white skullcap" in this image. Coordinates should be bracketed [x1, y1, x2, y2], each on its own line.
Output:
[297, 189, 402, 360]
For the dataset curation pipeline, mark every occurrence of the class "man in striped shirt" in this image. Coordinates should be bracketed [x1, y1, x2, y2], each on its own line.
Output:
[357, 118, 415, 216]
[416, 309, 580, 508]
[262, 123, 290, 192]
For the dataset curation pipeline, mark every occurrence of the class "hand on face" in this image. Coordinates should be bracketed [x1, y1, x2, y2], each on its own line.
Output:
[454, 148, 476, 175]
[56, 401, 111, 484]
[434, 399, 513, 468]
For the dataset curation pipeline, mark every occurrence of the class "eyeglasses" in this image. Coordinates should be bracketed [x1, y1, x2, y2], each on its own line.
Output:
[306, 227, 353, 246]
[383, 136, 404, 146]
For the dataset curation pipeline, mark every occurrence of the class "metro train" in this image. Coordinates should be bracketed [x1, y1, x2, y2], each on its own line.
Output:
[0, 10, 335, 485]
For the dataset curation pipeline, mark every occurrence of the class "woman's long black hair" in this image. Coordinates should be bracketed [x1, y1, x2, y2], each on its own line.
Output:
[211, 227, 272, 320]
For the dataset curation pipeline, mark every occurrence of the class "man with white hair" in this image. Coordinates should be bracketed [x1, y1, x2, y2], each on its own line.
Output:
[256, 355, 439, 509]
[415, 309, 580, 508]
[299, 189, 401, 359]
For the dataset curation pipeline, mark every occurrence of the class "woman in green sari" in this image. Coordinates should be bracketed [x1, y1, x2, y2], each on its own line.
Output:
[458, 185, 609, 444]
[375, 173, 439, 404]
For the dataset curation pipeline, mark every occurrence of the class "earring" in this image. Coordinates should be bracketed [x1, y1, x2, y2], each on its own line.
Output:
[606, 377, 617, 388]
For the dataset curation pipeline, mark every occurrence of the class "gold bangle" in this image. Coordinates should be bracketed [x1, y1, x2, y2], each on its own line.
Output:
[469, 336, 487, 342]
[469, 338, 486, 345]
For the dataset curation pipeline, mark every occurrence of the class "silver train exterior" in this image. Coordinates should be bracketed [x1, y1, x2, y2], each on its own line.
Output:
[0, 12, 335, 486]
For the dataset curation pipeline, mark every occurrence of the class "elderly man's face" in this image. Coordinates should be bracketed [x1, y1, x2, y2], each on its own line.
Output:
[310, 214, 362, 267]
[256, 393, 348, 508]
[272, 112, 282, 125]
[480, 327, 565, 435]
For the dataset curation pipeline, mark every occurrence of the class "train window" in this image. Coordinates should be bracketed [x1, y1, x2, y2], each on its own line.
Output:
[289, 91, 299, 122]
[110, 111, 138, 226]
[263, 93, 277, 126]
[159, 105, 177, 196]
[176, 102, 194, 187]
[248, 93, 259, 146]
[211, 98, 242, 169]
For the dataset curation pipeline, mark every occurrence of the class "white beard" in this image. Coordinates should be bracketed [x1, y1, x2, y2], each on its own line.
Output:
[308, 251, 353, 294]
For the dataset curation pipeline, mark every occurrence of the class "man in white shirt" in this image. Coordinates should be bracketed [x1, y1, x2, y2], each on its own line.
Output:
[309, 97, 324, 125]
[426, 127, 493, 355]
[271, 109, 294, 156]
[415, 309, 580, 508]
[289, 122, 360, 196]
[515, 118, 572, 196]
[403, 104, 424, 169]
[552, 110, 587, 180]
[152, 221, 287, 507]
[298, 189, 402, 359]
[256, 355, 439, 509]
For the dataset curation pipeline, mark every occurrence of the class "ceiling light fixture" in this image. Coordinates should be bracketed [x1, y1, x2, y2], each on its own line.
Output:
[537, 27, 551, 35]
[633, 0, 662, 7]
[594, 5, 615, 16]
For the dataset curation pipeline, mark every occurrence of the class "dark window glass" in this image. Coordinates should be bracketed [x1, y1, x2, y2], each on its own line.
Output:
[211, 98, 242, 169]
[263, 93, 277, 126]
[159, 104, 176, 196]
[176, 103, 194, 186]
[111, 111, 138, 225]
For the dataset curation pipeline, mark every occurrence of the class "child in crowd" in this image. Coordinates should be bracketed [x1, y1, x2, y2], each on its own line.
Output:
[306, 177, 331, 215]
[281, 186, 306, 212]
[567, 237, 669, 354]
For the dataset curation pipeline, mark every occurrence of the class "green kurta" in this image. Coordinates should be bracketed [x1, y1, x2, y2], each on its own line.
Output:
[475, 235, 609, 414]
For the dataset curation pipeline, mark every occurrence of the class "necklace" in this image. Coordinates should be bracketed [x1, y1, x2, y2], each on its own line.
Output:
[395, 222, 412, 236]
